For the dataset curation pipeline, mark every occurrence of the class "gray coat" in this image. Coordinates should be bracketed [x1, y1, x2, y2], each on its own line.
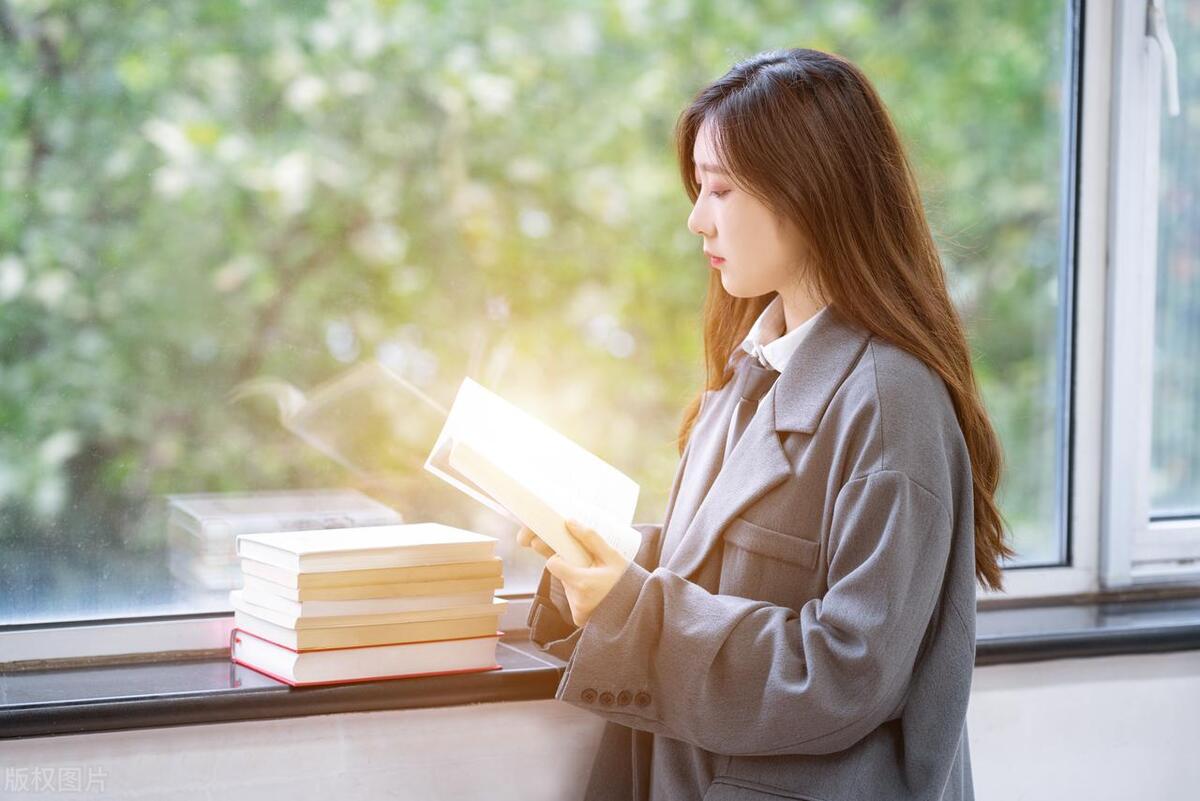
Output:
[528, 304, 977, 801]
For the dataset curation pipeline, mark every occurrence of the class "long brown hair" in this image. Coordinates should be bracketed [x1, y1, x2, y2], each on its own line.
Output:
[673, 48, 1013, 592]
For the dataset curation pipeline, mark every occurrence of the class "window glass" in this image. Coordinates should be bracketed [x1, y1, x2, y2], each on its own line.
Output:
[0, 0, 1073, 625]
[1151, 1, 1200, 519]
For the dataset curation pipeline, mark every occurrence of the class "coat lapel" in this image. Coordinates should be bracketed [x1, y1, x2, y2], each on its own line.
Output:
[664, 304, 872, 581]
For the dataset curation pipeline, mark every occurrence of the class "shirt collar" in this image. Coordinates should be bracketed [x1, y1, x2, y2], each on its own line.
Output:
[739, 295, 827, 372]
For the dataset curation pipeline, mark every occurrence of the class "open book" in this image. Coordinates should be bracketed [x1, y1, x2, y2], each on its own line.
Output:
[424, 377, 642, 568]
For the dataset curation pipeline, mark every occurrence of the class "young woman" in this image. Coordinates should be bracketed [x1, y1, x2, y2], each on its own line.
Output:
[520, 47, 1012, 801]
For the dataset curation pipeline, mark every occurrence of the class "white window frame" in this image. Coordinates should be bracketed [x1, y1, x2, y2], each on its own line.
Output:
[981, 0, 1099, 603]
[1102, 0, 1200, 589]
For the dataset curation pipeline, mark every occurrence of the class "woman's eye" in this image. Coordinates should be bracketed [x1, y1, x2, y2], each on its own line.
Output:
[709, 189, 730, 198]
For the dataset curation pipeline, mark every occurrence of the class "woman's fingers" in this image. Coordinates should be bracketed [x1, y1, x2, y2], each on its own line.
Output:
[530, 535, 554, 559]
[516, 526, 555, 559]
[516, 526, 534, 547]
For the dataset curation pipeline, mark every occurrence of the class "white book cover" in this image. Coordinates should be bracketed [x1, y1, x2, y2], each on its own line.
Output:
[231, 628, 501, 686]
[237, 571, 504, 603]
[235, 523, 497, 572]
[237, 587, 496, 618]
[424, 377, 642, 567]
[230, 589, 508, 629]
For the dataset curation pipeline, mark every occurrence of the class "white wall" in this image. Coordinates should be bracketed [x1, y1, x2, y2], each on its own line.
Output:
[967, 649, 1200, 801]
[4, 649, 1199, 801]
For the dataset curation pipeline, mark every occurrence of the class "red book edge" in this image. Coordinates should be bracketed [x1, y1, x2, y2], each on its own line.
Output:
[230, 627, 505, 688]
[230, 626, 505, 653]
[231, 655, 503, 688]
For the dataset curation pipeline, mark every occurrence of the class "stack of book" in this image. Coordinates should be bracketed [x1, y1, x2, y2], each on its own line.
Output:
[229, 523, 506, 686]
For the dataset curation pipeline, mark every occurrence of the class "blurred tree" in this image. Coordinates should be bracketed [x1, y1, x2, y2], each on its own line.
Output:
[0, 0, 1074, 618]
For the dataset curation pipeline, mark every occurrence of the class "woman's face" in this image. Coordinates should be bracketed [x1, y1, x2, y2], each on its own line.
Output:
[686, 118, 809, 298]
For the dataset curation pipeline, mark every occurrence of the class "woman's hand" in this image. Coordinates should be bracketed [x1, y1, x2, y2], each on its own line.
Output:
[516, 520, 631, 628]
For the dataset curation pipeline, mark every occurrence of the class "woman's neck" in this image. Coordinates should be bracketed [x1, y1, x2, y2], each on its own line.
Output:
[777, 285, 826, 334]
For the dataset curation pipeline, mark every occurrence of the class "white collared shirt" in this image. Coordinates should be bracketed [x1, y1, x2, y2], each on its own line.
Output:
[718, 296, 826, 459]
[738, 295, 826, 373]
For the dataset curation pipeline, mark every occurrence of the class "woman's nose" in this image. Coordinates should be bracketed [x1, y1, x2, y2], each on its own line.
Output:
[688, 200, 712, 237]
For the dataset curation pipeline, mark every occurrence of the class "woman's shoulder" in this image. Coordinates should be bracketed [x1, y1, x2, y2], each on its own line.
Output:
[827, 336, 953, 417]
[865, 337, 955, 418]
[825, 335, 968, 496]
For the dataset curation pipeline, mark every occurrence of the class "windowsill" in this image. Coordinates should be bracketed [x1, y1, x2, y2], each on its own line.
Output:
[0, 632, 566, 740]
[4, 594, 1200, 741]
[975, 591, 1200, 664]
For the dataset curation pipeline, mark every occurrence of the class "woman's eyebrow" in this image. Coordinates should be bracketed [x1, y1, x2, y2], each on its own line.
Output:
[695, 162, 730, 175]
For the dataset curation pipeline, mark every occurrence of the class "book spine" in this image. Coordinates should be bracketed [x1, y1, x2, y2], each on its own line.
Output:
[230, 655, 502, 687]
[231, 626, 506, 654]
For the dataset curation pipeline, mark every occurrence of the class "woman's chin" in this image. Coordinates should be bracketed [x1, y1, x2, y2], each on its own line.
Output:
[719, 272, 757, 298]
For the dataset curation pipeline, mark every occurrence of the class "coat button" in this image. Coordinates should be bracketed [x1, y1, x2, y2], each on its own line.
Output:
[599, 691, 615, 706]
[616, 690, 632, 706]
[581, 688, 597, 704]
[634, 691, 652, 707]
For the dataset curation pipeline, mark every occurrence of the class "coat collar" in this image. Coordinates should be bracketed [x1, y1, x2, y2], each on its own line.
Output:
[664, 304, 872, 580]
[772, 304, 872, 433]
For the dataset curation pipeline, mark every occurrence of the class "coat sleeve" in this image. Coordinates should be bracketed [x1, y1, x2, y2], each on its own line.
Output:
[527, 521, 663, 661]
[554, 470, 954, 756]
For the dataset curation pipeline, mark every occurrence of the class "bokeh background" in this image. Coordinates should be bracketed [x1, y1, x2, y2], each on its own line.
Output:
[1, 0, 1195, 624]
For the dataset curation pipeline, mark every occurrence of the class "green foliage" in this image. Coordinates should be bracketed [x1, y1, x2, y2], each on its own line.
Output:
[0, 0, 1069, 576]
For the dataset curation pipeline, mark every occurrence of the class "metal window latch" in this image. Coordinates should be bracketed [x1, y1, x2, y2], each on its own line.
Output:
[1146, 0, 1182, 117]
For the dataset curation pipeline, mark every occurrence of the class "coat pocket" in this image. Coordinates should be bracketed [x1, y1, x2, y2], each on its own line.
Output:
[724, 516, 820, 568]
[717, 516, 822, 611]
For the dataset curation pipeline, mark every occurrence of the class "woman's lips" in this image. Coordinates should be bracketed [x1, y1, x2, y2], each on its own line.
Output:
[709, 255, 725, 266]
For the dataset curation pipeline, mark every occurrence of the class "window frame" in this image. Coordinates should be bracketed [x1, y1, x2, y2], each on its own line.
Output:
[980, 0, 1095, 603]
[1103, 0, 1200, 588]
[4, 0, 1198, 665]
[0, 600, 535, 665]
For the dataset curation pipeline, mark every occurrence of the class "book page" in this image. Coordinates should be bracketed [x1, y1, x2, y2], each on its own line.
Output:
[425, 378, 641, 561]
[448, 438, 641, 567]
